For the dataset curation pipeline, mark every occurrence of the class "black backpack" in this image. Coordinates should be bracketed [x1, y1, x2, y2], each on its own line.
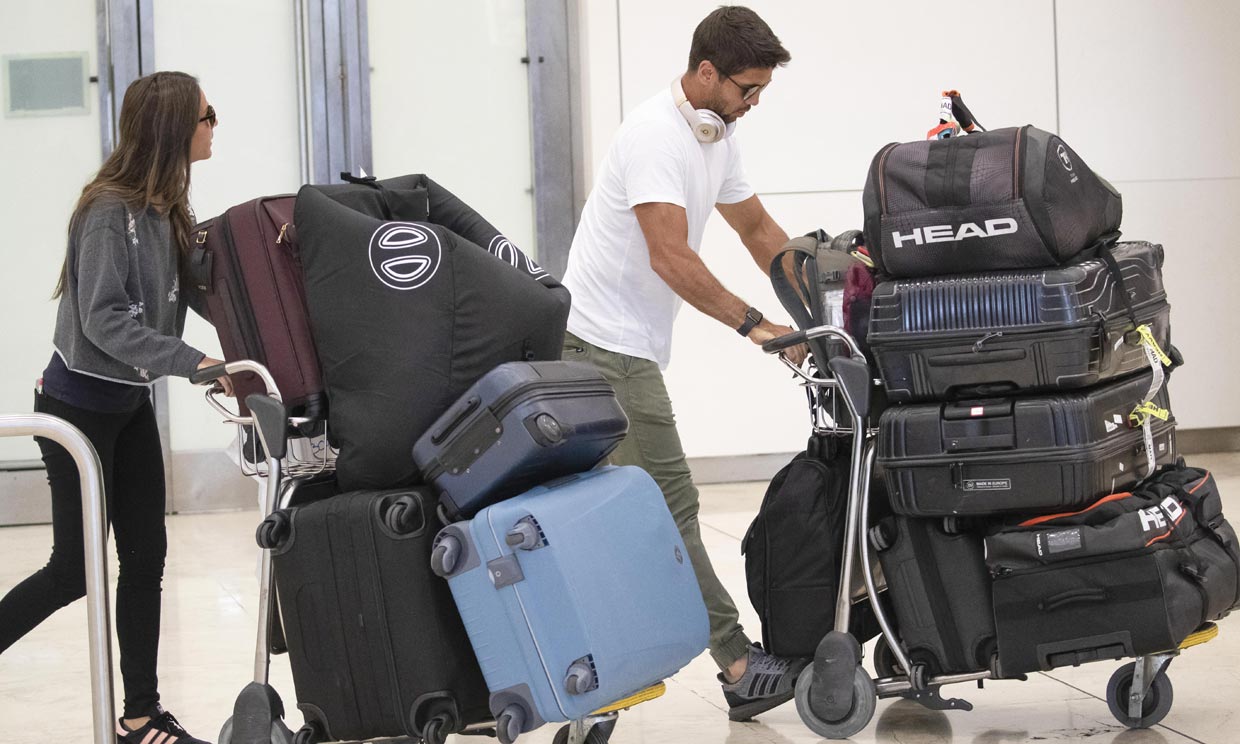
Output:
[862, 125, 1122, 278]
[742, 435, 888, 658]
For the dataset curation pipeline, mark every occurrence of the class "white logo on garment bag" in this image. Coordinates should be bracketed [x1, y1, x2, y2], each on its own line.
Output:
[369, 222, 442, 290]
[488, 235, 548, 279]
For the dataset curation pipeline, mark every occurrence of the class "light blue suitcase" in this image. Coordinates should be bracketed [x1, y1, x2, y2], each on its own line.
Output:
[431, 465, 709, 743]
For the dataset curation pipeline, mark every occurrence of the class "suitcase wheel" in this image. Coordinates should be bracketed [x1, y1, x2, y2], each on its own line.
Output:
[496, 703, 527, 744]
[384, 494, 425, 535]
[256, 511, 292, 550]
[422, 716, 448, 744]
[292, 722, 322, 744]
[564, 658, 597, 695]
[431, 535, 462, 577]
[868, 523, 892, 552]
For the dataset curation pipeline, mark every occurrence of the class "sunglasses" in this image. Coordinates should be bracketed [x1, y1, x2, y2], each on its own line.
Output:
[199, 104, 217, 128]
[723, 74, 768, 103]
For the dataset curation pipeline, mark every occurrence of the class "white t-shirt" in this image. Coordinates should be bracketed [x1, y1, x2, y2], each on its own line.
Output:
[563, 87, 754, 369]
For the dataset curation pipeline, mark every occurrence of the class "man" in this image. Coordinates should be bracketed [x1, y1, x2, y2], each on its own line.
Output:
[561, 6, 808, 721]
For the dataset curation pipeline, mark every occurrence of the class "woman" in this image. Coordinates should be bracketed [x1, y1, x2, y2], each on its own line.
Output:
[0, 71, 230, 744]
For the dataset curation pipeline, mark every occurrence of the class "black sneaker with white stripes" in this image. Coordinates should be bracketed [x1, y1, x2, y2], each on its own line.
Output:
[115, 705, 212, 744]
[718, 643, 809, 721]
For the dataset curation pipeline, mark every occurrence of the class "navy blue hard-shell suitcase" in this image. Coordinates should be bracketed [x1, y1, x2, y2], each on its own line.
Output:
[412, 361, 628, 520]
[430, 466, 709, 743]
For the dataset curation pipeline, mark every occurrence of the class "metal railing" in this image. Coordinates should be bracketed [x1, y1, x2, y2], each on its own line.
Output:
[0, 414, 112, 744]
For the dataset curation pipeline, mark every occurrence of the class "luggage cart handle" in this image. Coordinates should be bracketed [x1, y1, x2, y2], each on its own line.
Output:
[190, 359, 282, 401]
[761, 324, 867, 362]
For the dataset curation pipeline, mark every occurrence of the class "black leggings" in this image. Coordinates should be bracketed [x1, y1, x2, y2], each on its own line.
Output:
[0, 391, 167, 718]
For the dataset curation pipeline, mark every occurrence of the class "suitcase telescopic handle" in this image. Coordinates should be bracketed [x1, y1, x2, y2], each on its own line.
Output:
[430, 396, 481, 445]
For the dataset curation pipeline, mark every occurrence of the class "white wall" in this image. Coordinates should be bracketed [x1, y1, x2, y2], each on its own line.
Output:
[0, 2, 101, 461]
[577, 0, 1240, 458]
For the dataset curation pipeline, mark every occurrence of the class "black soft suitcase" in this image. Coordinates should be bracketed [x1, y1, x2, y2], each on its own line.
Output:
[870, 515, 996, 675]
[986, 466, 1240, 675]
[412, 361, 628, 520]
[269, 488, 491, 743]
[877, 370, 1177, 516]
[868, 241, 1171, 402]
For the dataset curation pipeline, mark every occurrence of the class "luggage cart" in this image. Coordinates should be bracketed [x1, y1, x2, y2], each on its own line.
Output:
[192, 360, 660, 744]
[761, 324, 1214, 739]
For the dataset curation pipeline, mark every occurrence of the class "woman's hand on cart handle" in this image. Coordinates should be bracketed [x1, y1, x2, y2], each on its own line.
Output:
[192, 357, 235, 397]
[756, 324, 808, 366]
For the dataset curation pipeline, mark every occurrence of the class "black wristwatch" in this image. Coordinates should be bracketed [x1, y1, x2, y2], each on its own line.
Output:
[736, 306, 763, 336]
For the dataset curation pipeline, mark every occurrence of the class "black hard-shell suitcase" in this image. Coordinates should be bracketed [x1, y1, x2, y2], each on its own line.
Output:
[870, 515, 996, 675]
[868, 241, 1171, 402]
[412, 361, 628, 520]
[877, 370, 1177, 517]
[269, 488, 491, 742]
[986, 465, 1240, 675]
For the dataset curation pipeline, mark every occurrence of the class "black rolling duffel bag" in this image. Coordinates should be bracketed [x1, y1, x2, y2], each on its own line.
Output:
[986, 464, 1240, 675]
[862, 125, 1122, 278]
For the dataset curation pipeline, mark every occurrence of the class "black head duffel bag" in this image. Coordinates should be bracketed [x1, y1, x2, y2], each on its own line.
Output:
[985, 462, 1240, 675]
[862, 125, 1122, 278]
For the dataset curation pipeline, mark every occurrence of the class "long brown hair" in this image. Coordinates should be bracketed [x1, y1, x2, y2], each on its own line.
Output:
[54, 71, 201, 298]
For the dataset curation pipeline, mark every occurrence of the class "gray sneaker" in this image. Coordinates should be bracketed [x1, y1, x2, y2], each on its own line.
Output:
[719, 644, 809, 721]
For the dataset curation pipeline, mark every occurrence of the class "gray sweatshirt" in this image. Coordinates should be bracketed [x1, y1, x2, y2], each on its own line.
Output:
[53, 198, 206, 385]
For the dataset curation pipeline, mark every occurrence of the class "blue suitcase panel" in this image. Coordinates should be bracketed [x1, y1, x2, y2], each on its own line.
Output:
[413, 361, 629, 520]
[434, 466, 709, 734]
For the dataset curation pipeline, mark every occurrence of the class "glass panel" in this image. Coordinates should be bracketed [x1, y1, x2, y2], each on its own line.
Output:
[368, 0, 536, 256]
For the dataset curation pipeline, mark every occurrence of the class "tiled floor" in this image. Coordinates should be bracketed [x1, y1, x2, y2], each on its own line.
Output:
[2, 453, 1238, 744]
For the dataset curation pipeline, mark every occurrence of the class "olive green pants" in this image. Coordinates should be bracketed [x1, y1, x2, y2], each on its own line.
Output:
[563, 332, 751, 670]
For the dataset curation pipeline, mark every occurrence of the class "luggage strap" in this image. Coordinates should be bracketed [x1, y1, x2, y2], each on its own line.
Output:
[1098, 240, 1174, 480]
[770, 237, 833, 367]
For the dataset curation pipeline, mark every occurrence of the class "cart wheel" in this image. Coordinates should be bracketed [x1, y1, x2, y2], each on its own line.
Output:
[872, 636, 901, 679]
[1107, 661, 1174, 729]
[218, 717, 296, 744]
[794, 664, 877, 739]
[551, 720, 614, 744]
[256, 510, 291, 549]
[430, 535, 461, 577]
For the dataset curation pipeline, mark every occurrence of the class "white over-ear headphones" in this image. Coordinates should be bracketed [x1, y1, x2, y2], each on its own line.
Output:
[672, 77, 727, 144]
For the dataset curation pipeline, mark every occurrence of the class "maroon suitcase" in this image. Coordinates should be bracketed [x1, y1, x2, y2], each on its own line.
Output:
[190, 196, 325, 419]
